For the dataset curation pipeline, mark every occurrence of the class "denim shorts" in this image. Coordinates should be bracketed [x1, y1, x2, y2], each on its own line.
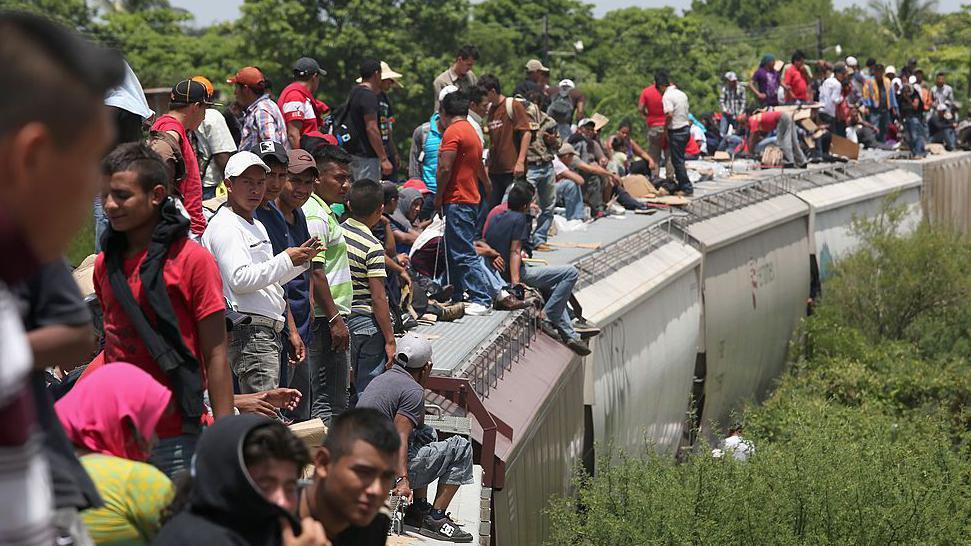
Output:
[229, 323, 283, 393]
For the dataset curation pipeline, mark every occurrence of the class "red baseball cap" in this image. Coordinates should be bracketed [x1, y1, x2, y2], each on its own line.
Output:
[403, 178, 432, 194]
[227, 66, 266, 86]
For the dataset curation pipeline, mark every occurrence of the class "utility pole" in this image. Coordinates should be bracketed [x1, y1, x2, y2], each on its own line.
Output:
[543, 15, 550, 66]
[815, 18, 823, 59]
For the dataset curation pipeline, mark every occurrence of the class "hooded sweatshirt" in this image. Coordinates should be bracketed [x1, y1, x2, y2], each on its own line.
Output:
[154, 415, 301, 546]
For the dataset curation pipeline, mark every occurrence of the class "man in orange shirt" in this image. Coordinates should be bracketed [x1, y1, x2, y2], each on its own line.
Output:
[783, 51, 810, 103]
[434, 91, 495, 316]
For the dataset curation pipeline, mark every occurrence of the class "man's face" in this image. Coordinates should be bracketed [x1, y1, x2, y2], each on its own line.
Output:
[455, 56, 475, 76]
[263, 162, 287, 203]
[317, 440, 395, 528]
[408, 197, 423, 220]
[186, 103, 206, 131]
[794, 59, 804, 69]
[485, 89, 500, 105]
[248, 457, 300, 513]
[315, 161, 351, 205]
[234, 83, 256, 108]
[618, 126, 630, 139]
[226, 166, 267, 214]
[380, 79, 395, 93]
[280, 170, 316, 210]
[558, 152, 575, 164]
[579, 124, 595, 138]
[309, 73, 320, 93]
[937, 74, 946, 86]
[727, 79, 737, 89]
[102, 171, 162, 233]
[3, 104, 113, 261]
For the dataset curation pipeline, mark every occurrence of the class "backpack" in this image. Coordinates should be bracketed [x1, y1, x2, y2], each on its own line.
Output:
[323, 90, 356, 147]
[547, 88, 575, 124]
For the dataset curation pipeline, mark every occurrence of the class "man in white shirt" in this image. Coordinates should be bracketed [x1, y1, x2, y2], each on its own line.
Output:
[819, 64, 847, 136]
[194, 101, 237, 200]
[202, 151, 321, 393]
[658, 71, 693, 196]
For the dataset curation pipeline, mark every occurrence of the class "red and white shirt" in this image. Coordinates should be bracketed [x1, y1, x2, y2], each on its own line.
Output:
[278, 82, 329, 137]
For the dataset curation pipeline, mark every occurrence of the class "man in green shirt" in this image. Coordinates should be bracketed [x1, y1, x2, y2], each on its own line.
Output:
[303, 144, 354, 424]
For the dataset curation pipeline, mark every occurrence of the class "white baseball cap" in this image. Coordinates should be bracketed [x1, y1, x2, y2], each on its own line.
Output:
[885, 65, 897, 75]
[724, 71, 738, 82]
[559, 78, 575, 89]
[225, 151, 270, 178]
[846, 56, 858, 67]
[438, 84, 459, 103]
[394, 333, 433, 369]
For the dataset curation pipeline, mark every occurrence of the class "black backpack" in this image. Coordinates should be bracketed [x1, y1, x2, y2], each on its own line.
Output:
[547, 88, 575, 124]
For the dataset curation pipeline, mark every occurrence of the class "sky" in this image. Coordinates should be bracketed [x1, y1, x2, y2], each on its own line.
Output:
[170, 0, 966, 26]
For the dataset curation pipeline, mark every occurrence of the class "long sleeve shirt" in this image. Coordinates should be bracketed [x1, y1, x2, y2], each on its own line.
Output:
[719, 85, 746, 117]
[239, 94, 289, 153]
[201, 206, 307, 321]
[819, 77, 844, 117]
[931, 84, 955, 109]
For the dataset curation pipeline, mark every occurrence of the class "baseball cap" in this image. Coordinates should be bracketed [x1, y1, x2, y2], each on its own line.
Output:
[356, 61, 403, 84]
[394, 333, 432, 369]
[559, 79, 576, 90]
[845, 56, 859, 68]
[169, 79, 217, 107]
[225, 151, 270, 178]
[724, 71, 738, 82]
[885, 65, 897, 75]
[253, 140, 288, 166]
[403, 178, 432, 194]
[189, 76, 224, 106]
[287, 149, 317, 174]
[558, 142, 577, 156]
[577, 117, 594, 128]
[227, 66, 266, 86]
[525, 59, 550, 72]
[438, 84, 459, 103]
[294, 57, 327, 78]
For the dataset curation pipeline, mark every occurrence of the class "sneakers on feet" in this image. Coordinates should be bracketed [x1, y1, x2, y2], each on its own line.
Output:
[464, 302, 493, 316]
[437, 303, 466, 322]
[495, 295, 531, 311]
[566, 338, 592, 356]
[420, 513, 473, 543]
[572, 317, 601, 339]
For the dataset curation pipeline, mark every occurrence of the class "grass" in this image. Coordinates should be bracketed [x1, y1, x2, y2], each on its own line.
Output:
[67, 212, 96, 267]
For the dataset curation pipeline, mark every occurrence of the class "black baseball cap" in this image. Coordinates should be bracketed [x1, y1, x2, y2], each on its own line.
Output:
[169, 79, 218, 107]
[253, 140, 288, 166]
[294, 57, 327, 78]
[359, 58, 381, 80]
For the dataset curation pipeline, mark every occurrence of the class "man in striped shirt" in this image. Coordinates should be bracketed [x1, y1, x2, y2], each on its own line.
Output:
[341, 179, 397, 399]
[229, 66, 290, 153]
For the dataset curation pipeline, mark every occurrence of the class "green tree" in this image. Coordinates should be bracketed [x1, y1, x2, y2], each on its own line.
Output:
[868, 0, 939, 38]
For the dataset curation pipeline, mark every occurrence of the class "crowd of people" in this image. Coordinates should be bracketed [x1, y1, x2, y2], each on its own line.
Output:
[3, 7, 968, 546]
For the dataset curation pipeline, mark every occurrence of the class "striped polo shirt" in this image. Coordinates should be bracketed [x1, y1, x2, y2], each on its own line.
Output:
[340, 217, 387, 314]
[302, 194, 353, 316]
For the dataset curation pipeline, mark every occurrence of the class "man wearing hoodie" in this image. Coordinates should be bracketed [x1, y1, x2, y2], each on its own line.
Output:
[154, 415, 327, 545]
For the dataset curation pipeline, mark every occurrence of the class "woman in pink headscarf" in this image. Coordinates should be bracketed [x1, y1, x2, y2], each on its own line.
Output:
[56, 363, 175, 545]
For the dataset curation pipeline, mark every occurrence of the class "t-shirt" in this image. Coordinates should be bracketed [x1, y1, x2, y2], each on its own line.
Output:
[151, 115, 207, 236]
[196, 109, 237, 189]
[378, 92, 394, 158]
[345, 85, 379, 157]
[303, 194, 352, 317]
[332, 514, 390, 546]
[278, 82, 328, 138]
[486, 98, 531, 174]
[80, 454, 173, 545]
[482, 202, 508, 236]
[93, 238, 225, 438]
[784, 65, 809, 102]
[638, 84, 666, 127]
[748, 110, 782, 134]
[752, 67, 780, 106]
[483, 209, 530, 283]
[340, 217, 387, 314]
[356, 365, 424, 427]
[662, 87, 690, 130]
[438, 119, 483, 205]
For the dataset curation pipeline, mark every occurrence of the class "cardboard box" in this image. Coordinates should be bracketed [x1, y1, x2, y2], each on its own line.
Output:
[830, 134, 860, 159]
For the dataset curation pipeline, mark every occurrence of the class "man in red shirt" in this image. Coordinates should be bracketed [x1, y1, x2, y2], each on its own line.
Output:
[783, 51, 810, 103]
[434, 91, 495, 316]
[741, 110, 807, 167]
[279, 57, 329, 150]
[151, 79, 213, 237]
[95, 142, 233, 477]
[637, 71, 674, 180]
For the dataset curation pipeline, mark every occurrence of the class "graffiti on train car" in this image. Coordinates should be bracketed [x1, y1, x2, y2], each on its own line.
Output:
[747, 257, 776, 309]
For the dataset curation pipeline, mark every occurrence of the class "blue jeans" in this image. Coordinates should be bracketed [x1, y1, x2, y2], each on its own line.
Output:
[149, 434, 198, 479]
[527, 162, 556, 245]
[555, 180, 585, 220]
[521, 264, 580, 341]
[664, 127, 693, 194]
[719, 134, 743, 153]
[202, 185, 217, 200]
[905, 116, 926, 157]
[478, 256, 505, 298]
[444, 203, 493, 306]
[869, 110, 890, 140]
[719, 114, 735, 138]
[931, 127, 957, 150]
[309, 317, 350, 425]
[93, 196, 108, 253]
[348, 313, 386, 400]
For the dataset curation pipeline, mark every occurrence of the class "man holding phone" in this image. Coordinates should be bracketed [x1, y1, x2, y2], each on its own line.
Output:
[203, 150, 321, 394]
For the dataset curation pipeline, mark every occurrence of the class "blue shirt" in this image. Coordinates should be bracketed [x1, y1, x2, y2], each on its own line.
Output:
[421, 113, 443, 192]
[483, 209, 531, 283]
[255, 202, 313, 344]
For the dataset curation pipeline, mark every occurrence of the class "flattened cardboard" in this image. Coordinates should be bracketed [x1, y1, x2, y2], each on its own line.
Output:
[830, 134, 860, 159]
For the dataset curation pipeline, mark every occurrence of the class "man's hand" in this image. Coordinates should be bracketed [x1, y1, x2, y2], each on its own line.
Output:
[399, 269, 412, 288]
[493, 255, 505, 272]
[286, 238, 323, 266]
[281, 517, 331, 546]
[381, 157, 393, 176]
[393, 477, 413, 502]
[235, 388, 302, 416]
[329, 315, 349, 352]
[513, 160, 525, 178]
[289, 331, 306, 366]
[385, 339, 397, 369]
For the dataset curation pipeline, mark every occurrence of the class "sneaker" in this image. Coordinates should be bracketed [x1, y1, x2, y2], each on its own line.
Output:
[495, 295, 531, 311]
[566, 338, 592, 356]
[438, 303, 465, 322]
[534, 242, 555, 252]
[539, 320, 562, 341]
[403, 500, 431, 531]
[420, 513, 474, 543]
[464, 302, 492, 316]
[572, 317, 601, 339]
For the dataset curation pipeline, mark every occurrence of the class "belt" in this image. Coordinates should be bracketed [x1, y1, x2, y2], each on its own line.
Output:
[244, 314, 285, 333]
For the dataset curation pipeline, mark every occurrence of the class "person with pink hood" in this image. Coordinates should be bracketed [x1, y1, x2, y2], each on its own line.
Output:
[56, 363, 175, 545]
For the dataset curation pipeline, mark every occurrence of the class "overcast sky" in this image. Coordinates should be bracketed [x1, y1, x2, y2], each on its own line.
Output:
[170, 0, 966, 25]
